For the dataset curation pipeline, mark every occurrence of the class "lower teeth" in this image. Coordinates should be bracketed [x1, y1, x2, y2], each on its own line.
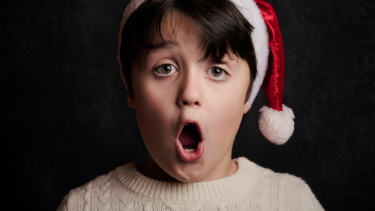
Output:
[184, 148, 195, 153]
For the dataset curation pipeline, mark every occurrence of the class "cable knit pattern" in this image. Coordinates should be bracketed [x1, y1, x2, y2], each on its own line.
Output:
[57, 157, 324, 211]
[83, 181, 92, 211]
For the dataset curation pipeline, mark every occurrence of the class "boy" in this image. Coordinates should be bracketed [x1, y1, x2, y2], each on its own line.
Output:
[58, 0, 324, 210]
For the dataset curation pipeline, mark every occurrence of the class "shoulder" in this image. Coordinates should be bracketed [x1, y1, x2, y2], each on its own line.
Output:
[257, 164, 324, 210]
[56, 163, 134, 211]
[237, 157, 324, 210]
[57, 171, 114, 211]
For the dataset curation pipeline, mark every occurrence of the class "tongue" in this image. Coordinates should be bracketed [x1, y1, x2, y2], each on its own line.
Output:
[179, 125, 200, 147]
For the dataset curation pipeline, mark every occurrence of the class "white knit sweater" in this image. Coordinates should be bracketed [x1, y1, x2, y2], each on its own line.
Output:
[57, 157, 324, 211]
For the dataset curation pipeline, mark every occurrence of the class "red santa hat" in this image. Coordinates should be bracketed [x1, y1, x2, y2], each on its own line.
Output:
[118, 0, 295, 145]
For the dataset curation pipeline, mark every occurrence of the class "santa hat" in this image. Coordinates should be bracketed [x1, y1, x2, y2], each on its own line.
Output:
[118, 0, 295, 145]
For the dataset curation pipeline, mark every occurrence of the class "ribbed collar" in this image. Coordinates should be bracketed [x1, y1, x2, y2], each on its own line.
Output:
[115, 157, 260, 202]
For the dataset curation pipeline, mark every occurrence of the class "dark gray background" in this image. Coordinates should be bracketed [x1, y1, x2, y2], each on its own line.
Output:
[2, 0, 375, 210]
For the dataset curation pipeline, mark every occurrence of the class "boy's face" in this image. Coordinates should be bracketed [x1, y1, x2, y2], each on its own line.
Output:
[128, 13, 250, 182]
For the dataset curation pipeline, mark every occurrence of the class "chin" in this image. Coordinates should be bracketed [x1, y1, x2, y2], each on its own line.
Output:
[173, 172, 204, 183]
[169, 160, 208, 182]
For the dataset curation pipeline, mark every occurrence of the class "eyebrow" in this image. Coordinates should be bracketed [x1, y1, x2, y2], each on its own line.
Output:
[147, 40, 229, 65]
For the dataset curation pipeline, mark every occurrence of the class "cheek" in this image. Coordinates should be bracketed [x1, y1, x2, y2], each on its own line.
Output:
[205, 77, 249, 150]
[132, 75, 179, 157]
[133, 70, 169, 118]
[133, 70, 178, 118]
[135, 83, 161, 122]
[209, 100, 244, 150]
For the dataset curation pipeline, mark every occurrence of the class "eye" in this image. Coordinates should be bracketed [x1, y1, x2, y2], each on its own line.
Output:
[206, 67, 229, 80]
[154, 64, 177, 76]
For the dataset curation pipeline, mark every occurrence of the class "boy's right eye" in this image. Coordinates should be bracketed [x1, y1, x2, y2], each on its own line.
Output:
[154, 64, 177, 76]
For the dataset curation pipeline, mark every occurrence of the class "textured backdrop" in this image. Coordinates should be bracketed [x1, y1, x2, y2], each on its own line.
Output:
[2, 0, 375, 210]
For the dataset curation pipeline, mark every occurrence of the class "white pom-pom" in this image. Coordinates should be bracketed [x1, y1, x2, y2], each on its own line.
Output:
[259, 104, 295, 145]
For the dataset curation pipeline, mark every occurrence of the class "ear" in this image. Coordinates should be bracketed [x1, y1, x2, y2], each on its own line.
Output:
[127, 88, 135, 108]
[243, 101, 250, 114]
[127, 96, 135, 108]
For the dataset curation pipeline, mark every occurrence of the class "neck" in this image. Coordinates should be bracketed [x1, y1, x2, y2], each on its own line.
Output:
[136, 155, 179, 182]
[197, 151, 238, 181]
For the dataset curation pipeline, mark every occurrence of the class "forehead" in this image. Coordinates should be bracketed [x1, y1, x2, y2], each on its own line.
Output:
[150, 11, 202, 49]
[146, 12, 238, 61]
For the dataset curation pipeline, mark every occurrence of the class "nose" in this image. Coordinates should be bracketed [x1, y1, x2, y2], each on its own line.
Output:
[177, 69, 202, 107]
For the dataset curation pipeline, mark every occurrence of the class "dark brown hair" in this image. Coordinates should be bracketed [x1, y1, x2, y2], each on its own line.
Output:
[119, 0, 257, 102]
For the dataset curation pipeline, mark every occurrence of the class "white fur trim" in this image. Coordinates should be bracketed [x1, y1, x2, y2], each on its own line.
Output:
[231, 0, 269, 110]
[259, 104, 295, 145]
[117, 0, 146, 91]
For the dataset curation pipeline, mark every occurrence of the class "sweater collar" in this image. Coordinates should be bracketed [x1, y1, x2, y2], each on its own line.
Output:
[115, 157, 259, 201]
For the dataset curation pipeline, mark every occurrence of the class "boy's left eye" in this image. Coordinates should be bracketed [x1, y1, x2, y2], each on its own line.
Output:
[206, 67, 229, 80]
[154, 64, 177, 76]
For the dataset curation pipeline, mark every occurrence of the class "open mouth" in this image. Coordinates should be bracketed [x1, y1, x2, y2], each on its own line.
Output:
[179, 123, 201, 152]
[176, 122, 205, 162]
